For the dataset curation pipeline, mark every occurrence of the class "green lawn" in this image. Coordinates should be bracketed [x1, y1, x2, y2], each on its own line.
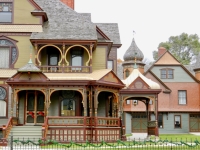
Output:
[152, 134, 200, 142]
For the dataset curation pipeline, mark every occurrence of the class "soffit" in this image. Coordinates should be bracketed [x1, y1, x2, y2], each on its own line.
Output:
[0, 25, 43, 32]
[0, 69, 17, 78]
[44, 69, 111, 80]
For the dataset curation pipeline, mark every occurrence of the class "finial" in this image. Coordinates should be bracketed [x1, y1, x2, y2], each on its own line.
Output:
[28, 46, 33, 64]
[133, 30, 136, 36]
[134, 52, 138, 69]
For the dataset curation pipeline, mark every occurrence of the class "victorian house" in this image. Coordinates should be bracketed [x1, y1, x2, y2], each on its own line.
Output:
[0, 0, 125, 142]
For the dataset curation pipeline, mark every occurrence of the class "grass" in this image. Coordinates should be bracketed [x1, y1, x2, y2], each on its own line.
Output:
[151, 134, 200, 142]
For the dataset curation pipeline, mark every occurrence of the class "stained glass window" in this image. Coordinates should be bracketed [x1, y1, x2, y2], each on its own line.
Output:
[0, 2, 12, 22]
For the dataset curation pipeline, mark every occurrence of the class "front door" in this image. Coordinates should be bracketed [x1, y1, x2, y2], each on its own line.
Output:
[25, 91, 45, 125]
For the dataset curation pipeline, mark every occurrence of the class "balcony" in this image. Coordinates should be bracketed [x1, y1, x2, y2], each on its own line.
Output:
[38, 66, 91, 73]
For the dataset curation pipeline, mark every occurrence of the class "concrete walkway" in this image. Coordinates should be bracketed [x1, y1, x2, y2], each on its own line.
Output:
[127, 133, 148, 141]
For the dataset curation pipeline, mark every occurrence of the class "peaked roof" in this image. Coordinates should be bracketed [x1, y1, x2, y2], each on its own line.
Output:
[154, 51, 180, 65]
[18, 59, 41, 72]
[95, 23, 121, 45]
[122, 68, 160, 89]
[144, 50, 199, 82]
[31, 0, 97, 40]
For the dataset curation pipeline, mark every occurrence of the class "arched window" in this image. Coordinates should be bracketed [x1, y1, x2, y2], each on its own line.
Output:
[0, 87, 6, 117]
[0, 38, 17, 68]
[125, 69, 130, 78]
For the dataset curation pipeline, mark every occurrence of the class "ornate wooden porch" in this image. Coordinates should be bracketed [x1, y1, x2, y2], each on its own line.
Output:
[42, 116, 122, 142]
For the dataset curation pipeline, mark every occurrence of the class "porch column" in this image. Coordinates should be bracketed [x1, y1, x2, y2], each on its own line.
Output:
[34, 43, 38, 65]
[83, 89, 87, 116]
[155, 94, 159, 137]
[89, 44, 93, 73]
[93, 89, 98, 117]
[89, 87, 93, 117]
[45, 89, 50, 117]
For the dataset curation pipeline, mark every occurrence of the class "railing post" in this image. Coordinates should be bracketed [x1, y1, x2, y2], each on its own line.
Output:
[10, 132, 13, 150]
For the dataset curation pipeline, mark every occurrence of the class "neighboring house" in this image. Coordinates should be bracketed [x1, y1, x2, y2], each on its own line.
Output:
[121, 38, 200, 134]
[0, 0, 125, 142]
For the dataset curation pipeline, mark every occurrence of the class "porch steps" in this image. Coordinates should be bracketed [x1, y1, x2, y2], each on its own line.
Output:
[9, 126, 42, 140]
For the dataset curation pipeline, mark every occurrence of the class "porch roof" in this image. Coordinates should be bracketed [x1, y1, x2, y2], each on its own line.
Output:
[44, 69, 111, 80]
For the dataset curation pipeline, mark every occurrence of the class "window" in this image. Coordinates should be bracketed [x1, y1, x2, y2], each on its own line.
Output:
[132, 100, 138, 106]
[126, 100, 130, 105]
[71, 49, 83, 70]
[174, 115, 181, 128]
[178, 90, 187, 104]
[158, 113, 163, 128]
[160, 68, 174, 79]
[0, 39, 17, 68]
[125, 69, 130, 78]
[0, 2, 12, 23]
[107, 60, 113, 70]
[0, 87, 6, 117]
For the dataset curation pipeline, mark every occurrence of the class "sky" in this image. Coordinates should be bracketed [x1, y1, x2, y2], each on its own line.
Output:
[75, 0, 200, 61]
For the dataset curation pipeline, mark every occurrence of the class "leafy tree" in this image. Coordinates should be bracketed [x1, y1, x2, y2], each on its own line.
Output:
[153, 33, 200, 64]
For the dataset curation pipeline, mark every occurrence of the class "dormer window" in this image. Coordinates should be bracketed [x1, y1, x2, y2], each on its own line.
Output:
[0, 2, 12, 23]
[160, 68, 174, 79]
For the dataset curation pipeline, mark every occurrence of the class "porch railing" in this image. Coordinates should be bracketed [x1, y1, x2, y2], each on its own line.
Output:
[38, 66, 91, 73]
[42, 116, 121, 142]
[2, 117, 13, 139]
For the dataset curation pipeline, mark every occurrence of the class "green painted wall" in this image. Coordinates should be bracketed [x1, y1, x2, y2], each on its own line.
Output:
[158, 113, 189, 134]
[151, 66, 195, 82]
[8, 36, 34, 68]
[14, 0, 40, 24]
[92, 46, 106, 71]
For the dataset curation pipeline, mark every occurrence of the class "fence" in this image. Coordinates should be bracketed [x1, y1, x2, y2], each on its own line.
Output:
[1, 136, 200, 149]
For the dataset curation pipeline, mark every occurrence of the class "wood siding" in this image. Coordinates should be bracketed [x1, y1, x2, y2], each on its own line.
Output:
[92, 47, 106, 71]
[151, 66, 195, 82]
[159, 113, 189, 134]
[14, 0, 41, 24]
[125, 112, 132, 134]
[8, 36, 33, 68]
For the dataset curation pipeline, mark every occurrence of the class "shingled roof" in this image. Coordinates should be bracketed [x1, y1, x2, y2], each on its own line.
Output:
[95, 23, 121, 45]
[31, 0, 97, 40]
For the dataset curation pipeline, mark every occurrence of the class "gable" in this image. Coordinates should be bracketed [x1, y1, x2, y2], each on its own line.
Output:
[128, 77, 149, 89]
[151, 66, 196, 83]
[7, 72, 49, 83]
[100, 71, 124, 85]
[155, 52, 180, 65]
[100, 72, 121, 83]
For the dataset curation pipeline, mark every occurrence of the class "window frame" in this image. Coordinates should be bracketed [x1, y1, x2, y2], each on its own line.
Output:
[0, 37, 18, 69]
[0, 85, 8, 118]
[125, 69, 130, 78]
[178, 90, 187, 105]
[126, 100, 130, 105]
[107, 60, 113, 70]
[160, 68, 174, 79]
[174, 115, 181, 128]
[70, 49, 83, 68]
[0, 2, 13, 23]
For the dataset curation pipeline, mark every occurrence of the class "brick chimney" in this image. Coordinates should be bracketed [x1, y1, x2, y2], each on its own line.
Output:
[60, 0, 74, 9]
[158, 47, 167, 57]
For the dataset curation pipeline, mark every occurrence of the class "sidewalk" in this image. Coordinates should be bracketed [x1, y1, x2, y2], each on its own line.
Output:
[127, 133, 148, 141]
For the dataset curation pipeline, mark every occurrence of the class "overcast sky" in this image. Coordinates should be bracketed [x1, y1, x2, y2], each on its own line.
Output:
[75, 0, 200, 61]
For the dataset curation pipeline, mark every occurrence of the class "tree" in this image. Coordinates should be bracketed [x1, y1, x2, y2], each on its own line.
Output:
[153, 33, 200, 65]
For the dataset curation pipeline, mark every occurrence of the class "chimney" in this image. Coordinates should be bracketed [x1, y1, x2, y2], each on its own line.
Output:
[158, 47, 167, 57]
[60, 0, 74, 9]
